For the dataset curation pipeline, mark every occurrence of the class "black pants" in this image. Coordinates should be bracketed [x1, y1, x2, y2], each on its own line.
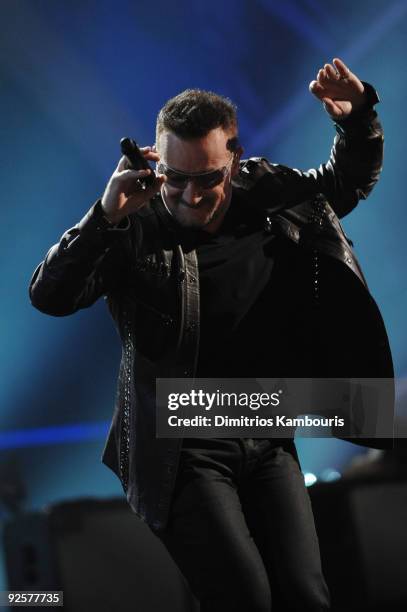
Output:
[155, 438, 330, 611]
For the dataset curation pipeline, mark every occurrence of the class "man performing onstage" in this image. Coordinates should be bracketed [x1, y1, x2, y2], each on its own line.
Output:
[30, 58, 393, 611]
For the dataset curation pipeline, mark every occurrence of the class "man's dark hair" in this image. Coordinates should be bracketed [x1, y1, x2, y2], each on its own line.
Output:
[156, 89, 238, 148]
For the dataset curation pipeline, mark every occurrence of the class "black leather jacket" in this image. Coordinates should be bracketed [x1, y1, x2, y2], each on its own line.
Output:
[29, 86, 393, 530]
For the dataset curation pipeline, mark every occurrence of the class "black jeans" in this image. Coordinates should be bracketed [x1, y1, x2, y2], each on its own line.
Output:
[156, 438, 330, 612]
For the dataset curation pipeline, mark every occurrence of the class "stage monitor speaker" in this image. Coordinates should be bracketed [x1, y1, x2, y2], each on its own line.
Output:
[3, 497, 198, 612]
[310, 475, 407, 612]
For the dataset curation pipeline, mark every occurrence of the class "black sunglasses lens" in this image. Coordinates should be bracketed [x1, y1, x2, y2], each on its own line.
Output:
[158, 165, 188, 188]
[195, 171, 224, 189]
[157, 163, 225, 190]
[167, 175, 188, 188]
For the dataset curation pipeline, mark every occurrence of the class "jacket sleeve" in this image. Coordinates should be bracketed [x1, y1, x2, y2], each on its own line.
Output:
[29, 200, 134, 316]
[240, 82, 384, 219]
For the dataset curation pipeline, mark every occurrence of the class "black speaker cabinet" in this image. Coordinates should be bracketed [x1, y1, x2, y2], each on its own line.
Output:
[3, 498, 198, 612]
[309, 474, 407, 612]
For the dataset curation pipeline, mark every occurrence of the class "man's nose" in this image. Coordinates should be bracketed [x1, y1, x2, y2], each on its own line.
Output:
[182, 180, 203, 205]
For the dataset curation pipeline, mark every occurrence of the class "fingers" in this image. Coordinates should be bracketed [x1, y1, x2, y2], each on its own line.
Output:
[116, 159, 159, 178]
[310, 58, 354, 104]
[119, 168, 152, 179]
[316, 62, 341, 86]
[116, 155, 128, 172]
[139, 145, 160, 162]
[309, 80, 325, 100]
[310, 65, 339, 99]
[314, 58, 352, 85]
[325, 63, 340, 80]
[144, 150, 160, 162]
[118, 168, 166, 192]
[126, 174, 166, 207]
[117, 155, 154, 173]
[116, 148, 159, 175]
[333, 58, 350, 79]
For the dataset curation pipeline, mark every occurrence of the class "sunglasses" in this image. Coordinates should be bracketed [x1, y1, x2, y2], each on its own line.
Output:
[157, 155, 235, 190]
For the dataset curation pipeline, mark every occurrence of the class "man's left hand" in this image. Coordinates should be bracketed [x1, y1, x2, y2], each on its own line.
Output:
[309, 58, 366, 120]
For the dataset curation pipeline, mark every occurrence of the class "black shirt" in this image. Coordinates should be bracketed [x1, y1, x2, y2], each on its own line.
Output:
[178, 193, 312, 379]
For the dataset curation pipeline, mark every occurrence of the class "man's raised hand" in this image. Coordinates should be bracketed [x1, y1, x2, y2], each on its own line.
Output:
[309, 58, 366, 120]
[101, 146, 165, 225]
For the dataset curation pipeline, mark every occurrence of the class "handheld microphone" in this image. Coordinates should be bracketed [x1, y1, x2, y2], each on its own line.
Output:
[120, 137, 156, 187]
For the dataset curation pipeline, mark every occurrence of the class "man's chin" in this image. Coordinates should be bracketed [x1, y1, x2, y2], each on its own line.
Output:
[174, 206, 219, 229]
